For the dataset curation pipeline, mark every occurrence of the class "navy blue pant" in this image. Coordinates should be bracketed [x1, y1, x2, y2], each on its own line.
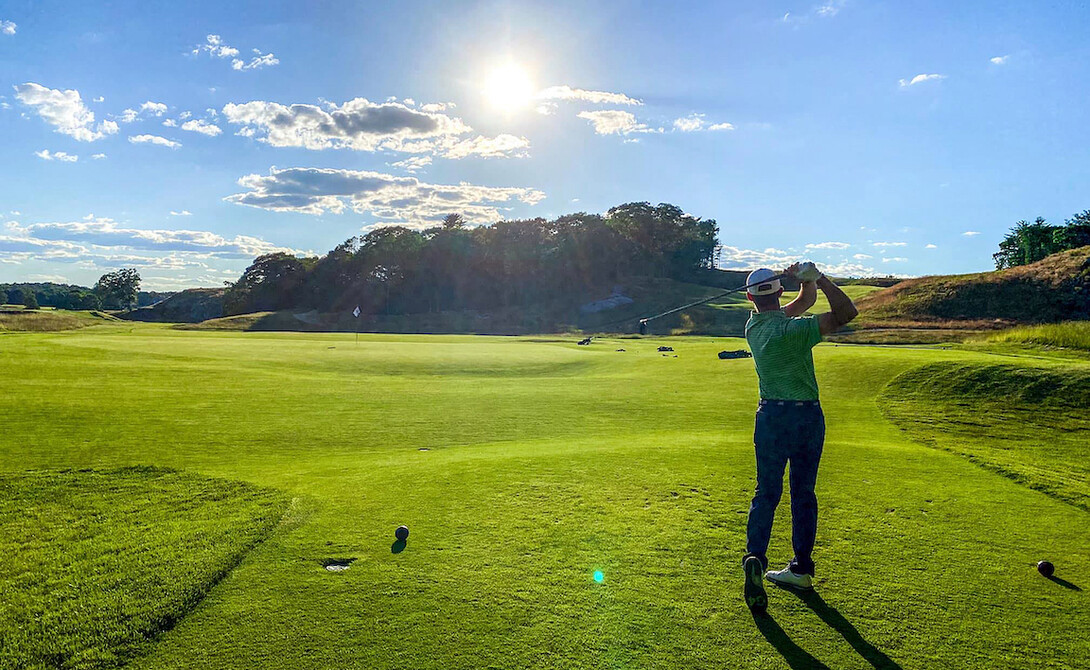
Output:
[745, 402, 825, 576]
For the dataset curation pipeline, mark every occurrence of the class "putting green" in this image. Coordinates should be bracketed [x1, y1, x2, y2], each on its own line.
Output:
[0, 326, 1086, 669]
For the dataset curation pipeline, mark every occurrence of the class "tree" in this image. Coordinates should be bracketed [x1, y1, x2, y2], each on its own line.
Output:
[23, 291, 39, 310]
[994, 211, 1090, 269]
[224, 252, 312, 314]
[6, 288, 23, 306]
[441, 213, 466, 230]
[94, 268, 141, 310]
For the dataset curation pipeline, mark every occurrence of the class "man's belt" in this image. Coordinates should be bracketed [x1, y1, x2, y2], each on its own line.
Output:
[758, 399, 820, 407]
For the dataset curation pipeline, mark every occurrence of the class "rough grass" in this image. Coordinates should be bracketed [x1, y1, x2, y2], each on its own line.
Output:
[879, 361, 1090, 510]
[985, 321, 1090, 351]
[0, 310, 100, 332]
[0, 467, 288, 669]
[826, 328, 985, 345]
[0, 330, 1086, 668]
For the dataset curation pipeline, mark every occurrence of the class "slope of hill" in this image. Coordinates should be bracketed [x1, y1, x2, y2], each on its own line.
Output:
[124, 288, 225, 323]
[855, 246, 1090, 329]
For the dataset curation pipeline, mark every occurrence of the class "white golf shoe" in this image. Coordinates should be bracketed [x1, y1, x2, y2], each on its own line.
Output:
[765, 565, 814, 590]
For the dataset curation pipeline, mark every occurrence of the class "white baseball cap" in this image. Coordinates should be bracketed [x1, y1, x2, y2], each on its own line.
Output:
[746, 268, 782, 296]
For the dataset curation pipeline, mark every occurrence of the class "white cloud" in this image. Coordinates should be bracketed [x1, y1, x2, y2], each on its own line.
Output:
[91, 153, 106, 159]
[163, 118, 177, 127]
[119, 102, 167, 123]
[806, 241, 851, 250]
[872, 241, 907, 247]
[990, 55, 1010, 65]
[577, 110, 658, 135]
[882, 257, 908, 262]
[925, 243, 937, 249]
[715, 244, 877, 277]
[419, 102, 453, 113]
[141, 101, 167, 116]
[35, 149, 78, 162]
[223, 97, 526, 159]
[181, 119, 222, 136]
[191, 34, 240, 59]
[536, 85, 641, 106]
[129, 134, 181, 148]
[962, 231, 980, 236]
[442, 134, 529, 159]
[170, 210, 192, 216]
[2, 20, 16, 35]
[535, 102, 558, 116]
[674, 115, 704, 132]
[708, 122, 735, 131]
[782, 1, 847, 24]
[232, 51, 279, 71]
[225, 167, 546, 228]
[92, 96, 104, 103]
[13, 82, 118, 142]
[853, 253, 872, 260]
[8, 216, 296, 258]
[391, 156, 432, 173]
[816, 0, 846, 17]
[899, 73, 946, 87]
[193, 35, 278, 71]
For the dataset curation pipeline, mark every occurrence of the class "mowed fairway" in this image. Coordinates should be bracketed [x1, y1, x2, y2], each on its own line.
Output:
[1, 326, 1087, 669]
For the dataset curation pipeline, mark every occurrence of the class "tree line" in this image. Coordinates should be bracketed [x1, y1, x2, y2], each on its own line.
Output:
[224, 202, 718, 316]
[994, 210, 1090, 269]
[3, 270, 158, 311]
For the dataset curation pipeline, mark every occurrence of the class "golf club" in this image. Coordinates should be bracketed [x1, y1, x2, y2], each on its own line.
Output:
[592, 273, 789, 335]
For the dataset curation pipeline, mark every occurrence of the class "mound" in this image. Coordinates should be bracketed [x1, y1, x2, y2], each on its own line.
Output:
[880, 361, 1090, 509]
[0, 309, 98, 332]
[0, 467, 287, 669]
[857, 246, 1090, 328]
[124, 288, 225, 323]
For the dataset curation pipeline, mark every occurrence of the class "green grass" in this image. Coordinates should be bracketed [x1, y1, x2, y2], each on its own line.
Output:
[985, 321, 1090, 351]
[879, 361, 1090, 510]
[0, 467, 288, 669]
[0, 326, 1086, 668]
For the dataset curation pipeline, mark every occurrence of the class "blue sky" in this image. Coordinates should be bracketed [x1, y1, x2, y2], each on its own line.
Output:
[2, 0, 1088, 289]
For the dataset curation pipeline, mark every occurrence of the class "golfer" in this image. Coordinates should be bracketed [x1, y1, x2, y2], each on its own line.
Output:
[740, 262, 858, 610]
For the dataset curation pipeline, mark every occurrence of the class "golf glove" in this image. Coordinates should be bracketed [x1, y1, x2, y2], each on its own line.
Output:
[797, 262, 822, 282]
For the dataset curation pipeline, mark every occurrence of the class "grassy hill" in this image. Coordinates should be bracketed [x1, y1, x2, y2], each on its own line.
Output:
[855, 246, 1090, 330]
[123, 288, 225, 323]
[0, 308, 118, 332]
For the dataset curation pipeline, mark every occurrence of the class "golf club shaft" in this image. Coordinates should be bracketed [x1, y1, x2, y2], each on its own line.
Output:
[638, 273, 789, 325]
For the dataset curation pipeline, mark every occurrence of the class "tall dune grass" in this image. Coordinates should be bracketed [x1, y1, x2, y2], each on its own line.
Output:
[986, 321, 1090, 350]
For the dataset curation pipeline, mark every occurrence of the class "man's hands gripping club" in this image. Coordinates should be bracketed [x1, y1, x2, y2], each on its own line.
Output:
[782, 261, 859, 334]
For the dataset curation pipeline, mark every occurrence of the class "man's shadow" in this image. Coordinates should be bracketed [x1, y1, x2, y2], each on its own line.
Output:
[752, 588, 903, 670]
[751, 609, 832, 670]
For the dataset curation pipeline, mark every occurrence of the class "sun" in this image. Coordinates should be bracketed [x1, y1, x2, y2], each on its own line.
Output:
[482, 62, 535, 111]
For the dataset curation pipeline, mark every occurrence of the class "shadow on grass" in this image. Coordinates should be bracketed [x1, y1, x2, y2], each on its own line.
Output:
[785, 588, 903, 669]
[391, 539, 406, 554]
[750, 609, 831, 670]
[1047, 575, 1082, 591]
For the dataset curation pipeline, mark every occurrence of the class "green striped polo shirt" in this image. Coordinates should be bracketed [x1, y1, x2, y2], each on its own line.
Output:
[744, 310, 823, 401]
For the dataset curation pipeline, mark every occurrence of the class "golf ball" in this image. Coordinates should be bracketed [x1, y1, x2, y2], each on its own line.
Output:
[1037, 560, 1055, 578]
[395, 525, 409, 541]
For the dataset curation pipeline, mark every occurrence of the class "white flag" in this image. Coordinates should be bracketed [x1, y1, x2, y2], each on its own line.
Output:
[352, 306, 361, 318]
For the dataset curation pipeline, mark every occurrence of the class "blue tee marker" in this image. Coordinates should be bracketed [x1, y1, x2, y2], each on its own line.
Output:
[593, 571, 604, 583]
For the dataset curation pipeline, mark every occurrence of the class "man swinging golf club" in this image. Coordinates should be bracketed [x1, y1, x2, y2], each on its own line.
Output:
[741, 261, 858, 611]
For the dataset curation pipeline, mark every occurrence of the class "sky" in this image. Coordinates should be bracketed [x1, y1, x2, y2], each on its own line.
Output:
[1, 0, 1089, 290]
